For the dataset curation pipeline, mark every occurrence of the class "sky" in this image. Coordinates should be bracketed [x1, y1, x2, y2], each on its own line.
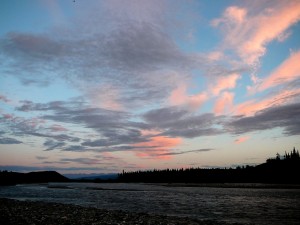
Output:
[0, 0, 300, 175]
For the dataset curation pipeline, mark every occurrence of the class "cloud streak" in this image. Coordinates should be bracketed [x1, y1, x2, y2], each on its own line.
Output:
[234, 136, 250, 144]
[227, 102, 300, 135]
[0, 137, 22, 144]
[143, 107, 224, 138]
[158, 148, 214, 156]
[257, 50, 300, 91]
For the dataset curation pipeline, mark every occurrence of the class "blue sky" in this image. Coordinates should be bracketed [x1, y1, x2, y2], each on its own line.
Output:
[0, 0, 300, 174]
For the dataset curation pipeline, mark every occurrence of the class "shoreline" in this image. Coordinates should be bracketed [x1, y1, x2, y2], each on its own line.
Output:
[156, 182, 300, 189]
[0, 198, 245, 225]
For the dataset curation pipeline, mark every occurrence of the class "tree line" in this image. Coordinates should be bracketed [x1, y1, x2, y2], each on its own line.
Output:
[118, 147, 300, 184]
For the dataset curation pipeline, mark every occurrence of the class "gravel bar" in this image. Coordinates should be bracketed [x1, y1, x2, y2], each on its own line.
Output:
[0, 198, 244, 225]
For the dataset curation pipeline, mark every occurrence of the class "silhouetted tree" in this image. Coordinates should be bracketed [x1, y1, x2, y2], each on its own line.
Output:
[118, 147, 300, 184]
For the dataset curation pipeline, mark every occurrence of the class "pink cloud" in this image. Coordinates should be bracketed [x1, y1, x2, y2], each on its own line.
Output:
[207, 51, 224, 61]
[240, 2, 300, 64]
[140, 129, 161, 137]
[134, 135, 182, 159]
[50, 124, 68, 132]
[25, 118, 46, 128]
[235, 89, 300, 116]
[169, 84, 207, 111]
[214, 91, 234, 115]
[0, 95, 10, 103]
[258, 50, 300, 91]
[212, 6, 247, 26]
[2, 113, 13, 119]
[234, 136, 250, 144]
[213, 1, 300, 65]
[101, 152, 121, 161]
[226, 6, 247, 24]
[210, 73, 240, 96]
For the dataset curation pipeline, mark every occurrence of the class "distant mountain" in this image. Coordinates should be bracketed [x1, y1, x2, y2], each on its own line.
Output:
[0, 171, 69, 185]
[65, 173, 118, 180]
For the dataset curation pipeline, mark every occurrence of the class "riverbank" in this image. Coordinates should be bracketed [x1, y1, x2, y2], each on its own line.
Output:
[0, 198, 244, 225]
[159, 183, 300, 189]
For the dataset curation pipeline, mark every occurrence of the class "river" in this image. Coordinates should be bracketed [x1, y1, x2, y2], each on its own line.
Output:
[0, 182, 299, 224]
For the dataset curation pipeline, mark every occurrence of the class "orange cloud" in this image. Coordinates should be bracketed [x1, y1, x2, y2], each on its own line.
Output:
[214, 91, 234, 115]
[169, 84, 207, 111]
[258, 50, 300, 91]
[134, 136, 182, 159]
[234, 136, 250, 144]
[210, 73, 240, 96]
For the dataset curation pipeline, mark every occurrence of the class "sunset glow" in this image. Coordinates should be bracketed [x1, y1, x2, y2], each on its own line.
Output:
[0, 0, 299, 174]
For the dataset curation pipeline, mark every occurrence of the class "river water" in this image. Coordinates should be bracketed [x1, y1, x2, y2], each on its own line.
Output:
[0, 182, 299, 224]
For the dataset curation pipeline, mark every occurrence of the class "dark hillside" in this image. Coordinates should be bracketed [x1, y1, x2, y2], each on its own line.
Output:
[0, 171, 69, 185]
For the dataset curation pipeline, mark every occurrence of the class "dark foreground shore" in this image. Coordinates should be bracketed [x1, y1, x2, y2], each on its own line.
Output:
[0, 198, 245, 225]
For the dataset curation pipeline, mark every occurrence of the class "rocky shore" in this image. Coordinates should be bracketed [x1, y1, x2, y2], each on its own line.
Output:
[0, 198, 244, 225]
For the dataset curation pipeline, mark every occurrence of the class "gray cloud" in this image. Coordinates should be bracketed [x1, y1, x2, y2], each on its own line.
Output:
[0, 137, 22, 144]
[163, 128, 223, 138]
[15, 99, 150, 150]
[158, 148, 214, 156]
[227, 103, 300, 135]
[7, 96, 300, 155]
[0, 20, 192, 108]
[0, 0, 239, 109]
[59, 158, 104, 165]
[43, 139, 66, 151]
[31, 132, 80, 142]
[12, 99, 224, 151]
[144, 106, 224, 138]
[61, 144, 149, 154]
[63, 145, 87, 152]
[40, 105, 131, 132]
[0, 112, 80, 145]
[16, 99, 86, 113]
[143, 106, 189, 124]
[1, 32, 64, 60]
[36, 156, 48, 160]
[0, 114, 38, 135]
[16, 101, 144, 154]
[82, 129, 148, 147]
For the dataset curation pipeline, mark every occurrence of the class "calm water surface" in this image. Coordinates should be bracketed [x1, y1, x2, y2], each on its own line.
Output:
[1, 183, 299, 224]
